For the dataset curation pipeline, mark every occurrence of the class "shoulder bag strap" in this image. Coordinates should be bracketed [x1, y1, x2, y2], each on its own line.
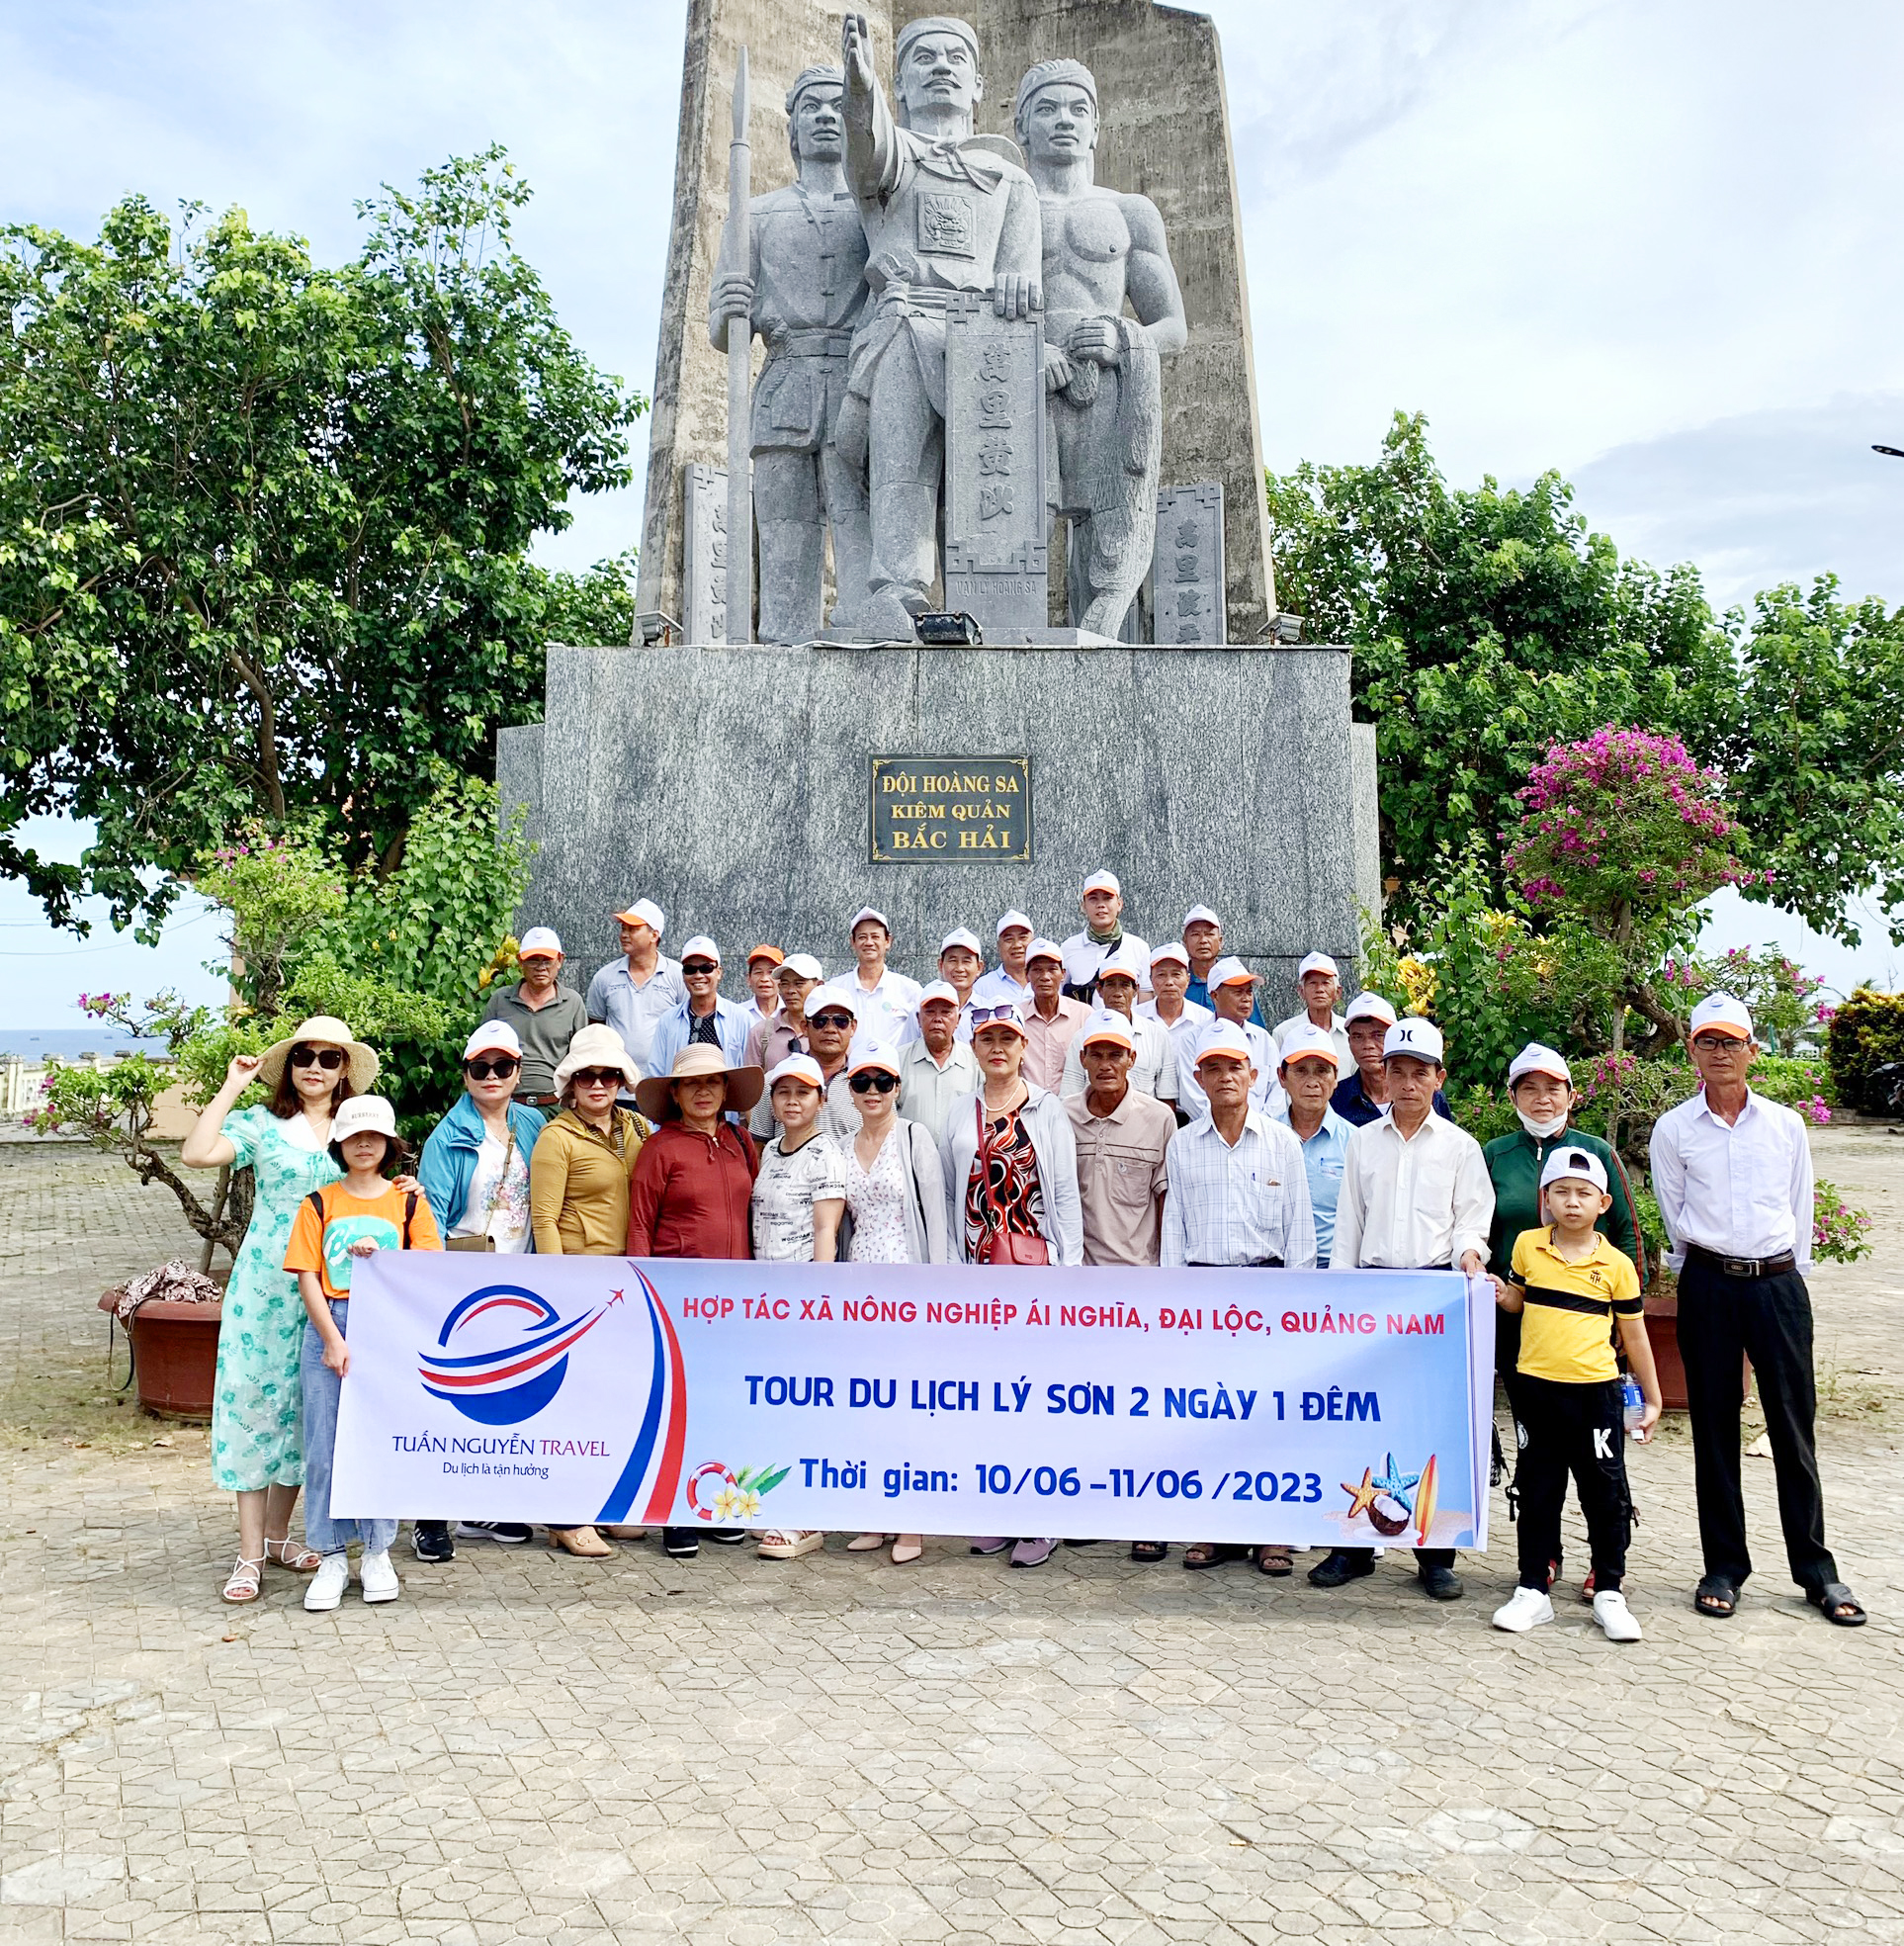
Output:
[403, 1191, 417, 1248]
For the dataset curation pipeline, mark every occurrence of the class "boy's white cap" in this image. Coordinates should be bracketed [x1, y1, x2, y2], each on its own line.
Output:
[517, 927, 563, 958]
[679, 934, 722, 964]
[1079, 1015, 1137, 1055]
[766, 1052, 825, 1092]
[804, 985, 860, 1018]
[1344, 992, 1398, 1027]
[939, 927, 984, 956]
[1025, 936, 1066, 966]
[1182, 905, 1221, 930]
[778, 952, 823, 981]
[918, 980, 961, 1009]
[1508, 1042, 1573, 1085]
[331, 1096, 397, 1143]
[848, 905, 891, 934]
[1097, 944, 1146, 981]
[1150, 939, 1190, 968]
[1383, 1017, 1444, 1064]
[1209, 954, 1259, 988]
[995, 909, 1034, 935]
[1540, 1145, 1609, 1194]
[1278, 1024, 1343, 1071]
[1194, 1023, 1257, 1069]
[612, 898, 665, 934]
[1082, 869, 1121, 895]
[846, 1035, 904, 1078]
[1297, 951, 1340, 981]
[1690, 993, 1754, 1041]
[463, 1020, 523, 1062]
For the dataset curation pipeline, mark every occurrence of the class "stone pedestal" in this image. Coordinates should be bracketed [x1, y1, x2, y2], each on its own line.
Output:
[499, 640, 1375, 992]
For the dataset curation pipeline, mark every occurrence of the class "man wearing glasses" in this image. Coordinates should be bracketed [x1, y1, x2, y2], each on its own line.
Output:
[1651, 993, 1866, 1628]
[481, 926, 589, 1108]
[647, 936, 755, 1080]
[797, 985, 865, 1143]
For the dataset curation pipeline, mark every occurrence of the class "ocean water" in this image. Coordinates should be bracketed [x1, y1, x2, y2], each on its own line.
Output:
[0, 1029, 171, 1062]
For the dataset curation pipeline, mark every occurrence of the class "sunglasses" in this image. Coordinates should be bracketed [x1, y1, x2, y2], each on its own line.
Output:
[573, 1067, 624, 1087]
[290, 1046, 345, 1072]
[849, 1071, 900, 1094]
[464, 1056, 520, 1081]
[811, 1012, 855, 1031]
[682, 960, 720, 976]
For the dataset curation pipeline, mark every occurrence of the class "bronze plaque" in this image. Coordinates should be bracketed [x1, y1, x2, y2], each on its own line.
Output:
[870, 756, 1032, 863]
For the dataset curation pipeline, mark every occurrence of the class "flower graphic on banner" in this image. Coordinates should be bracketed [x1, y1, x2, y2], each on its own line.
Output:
[689, 1460, 790, 1522]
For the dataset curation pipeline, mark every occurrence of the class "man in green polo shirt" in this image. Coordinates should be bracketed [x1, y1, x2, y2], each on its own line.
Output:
[481, 927, 590, 1106]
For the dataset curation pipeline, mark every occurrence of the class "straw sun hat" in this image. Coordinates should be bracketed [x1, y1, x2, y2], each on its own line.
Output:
[255, 1016, 381, 1095]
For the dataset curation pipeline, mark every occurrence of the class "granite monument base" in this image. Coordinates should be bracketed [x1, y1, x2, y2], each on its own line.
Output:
[499, 643, 1379, 993]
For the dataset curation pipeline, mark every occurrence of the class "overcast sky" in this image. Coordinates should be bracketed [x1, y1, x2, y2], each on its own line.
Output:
[3, 0, 1901, 1031]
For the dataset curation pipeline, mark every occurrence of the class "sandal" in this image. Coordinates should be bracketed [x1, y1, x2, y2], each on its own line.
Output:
[1182, 1543, 1243, 1571]
[1694, 1574, 1738, 1619]
[549, 1526, 614, 1558]
[263, 1537, 321, 1573]
[1130, 1542, 1168, 1563]
[1807, 1581, 1867, 1627]
[221, 1556, 265, 1604]
[1255, 1546, 1293, 1577]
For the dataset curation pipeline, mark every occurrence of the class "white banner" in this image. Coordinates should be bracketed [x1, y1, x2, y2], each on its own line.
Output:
[331, 1256, 1494, 1548]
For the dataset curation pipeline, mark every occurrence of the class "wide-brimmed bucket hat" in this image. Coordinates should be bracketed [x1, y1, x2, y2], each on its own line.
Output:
[635, 1044, 765, 1120]
[552, 1023, 641, 1099]
[256, 1016, 380, 1095]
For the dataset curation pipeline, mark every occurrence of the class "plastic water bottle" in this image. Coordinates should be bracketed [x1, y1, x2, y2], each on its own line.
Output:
[1622, 1374, 1645, 1438]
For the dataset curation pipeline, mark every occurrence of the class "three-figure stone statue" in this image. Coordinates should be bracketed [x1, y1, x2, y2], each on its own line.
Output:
[709, 65, 874, 643]
[1015, 58, 1186, 638]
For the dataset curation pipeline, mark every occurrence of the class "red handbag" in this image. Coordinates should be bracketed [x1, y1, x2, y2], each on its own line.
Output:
[974, 1101, 1051, 1266]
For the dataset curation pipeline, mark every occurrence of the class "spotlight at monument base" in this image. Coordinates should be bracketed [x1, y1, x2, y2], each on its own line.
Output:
[914, 612, 985, 647]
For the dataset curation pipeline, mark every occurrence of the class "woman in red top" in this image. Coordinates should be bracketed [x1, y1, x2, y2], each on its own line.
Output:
[630, 1044, 766, 1558]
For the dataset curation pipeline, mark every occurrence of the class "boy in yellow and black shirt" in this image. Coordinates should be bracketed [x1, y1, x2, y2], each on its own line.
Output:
[1493, 1147, 1663, 1642]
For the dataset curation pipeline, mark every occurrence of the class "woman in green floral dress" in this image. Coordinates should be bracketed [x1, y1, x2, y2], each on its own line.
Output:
[183, 1016, 380, 1603]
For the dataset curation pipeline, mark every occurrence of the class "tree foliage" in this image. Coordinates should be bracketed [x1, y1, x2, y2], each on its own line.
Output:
[0, 147, 642, 938]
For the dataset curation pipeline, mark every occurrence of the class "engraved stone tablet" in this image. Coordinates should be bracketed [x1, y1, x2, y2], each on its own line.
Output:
[870, 755, 1033, 862]
[683, 462, 729, 645]
[1150, 481, 1225, 646]
[941, 296, 1049, 636]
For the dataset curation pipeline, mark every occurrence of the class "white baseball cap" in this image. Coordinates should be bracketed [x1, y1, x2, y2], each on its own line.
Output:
[517, 927, 563, 958]
[848, 906, 891, 934]
[940, 927, 984, 956]
[1150, 940, 1190, 968]
[1183, 905, 1221, 930]
[1540, 1145, 1609, 1194]
[1079, 1015, 1137, 1054]
[1383, 1017, 1445, 1064]
[613, 898, 665, 934]
[1082, 870, 1121, 896]
[463, 1020, 523, 1061]
[1025, 936, 1065, 966]
[766, 1052, 825, 1092]
[1097, 945, 1145, 983]
[679, 934, 722, 965]
[995, 910, 1034, 936]
[1344, 992, 1398, 1027]
[1278, 1024, 1343, 1072]
[918, 980, 961, 1009]
[846, 1035, 904, 1078]
[1690, 993, 1754, 1042]
[1194, 1022, 1257, 1070]
[1508, 1042, 1572, 1086]
[805, 985, 860, 1020]
[1297, 952, 1340, 981]
[1209, 954, 1259, 989]
[331, 1096, 398, 1143]
[777, 952, 823, 982]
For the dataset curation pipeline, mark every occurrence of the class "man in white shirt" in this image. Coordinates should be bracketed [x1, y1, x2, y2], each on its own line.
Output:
[1061, 869, 1150, 1001]
[845, 905, 923, 1046]
[1650, 994, 1863, 1626]
[1182, 905, 1264, 1026]
[738, 945, 784, 1035]
[972, 910, 1035, 1007]
[898, 982, 982, 1141]
[585, 898, 685, 1082]
[1178, 958, 1280, 1119]
[935, 928, 986, 1039]
[1270, 951, 1352, 1067]
[1312, 1016, 1494, 1604]
[1137, 941, 1212, 1123]
[1058, 945, 1177, 1104]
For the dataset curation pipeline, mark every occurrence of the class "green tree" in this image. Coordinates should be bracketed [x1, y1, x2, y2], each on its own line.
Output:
[0, 147, 642, 938]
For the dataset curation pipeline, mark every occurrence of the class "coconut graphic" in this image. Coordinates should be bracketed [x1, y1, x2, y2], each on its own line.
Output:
[1366, 1493, 1410, 1537]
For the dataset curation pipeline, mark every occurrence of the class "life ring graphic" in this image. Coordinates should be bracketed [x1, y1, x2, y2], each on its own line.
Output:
[686, 1460, 736, 1521]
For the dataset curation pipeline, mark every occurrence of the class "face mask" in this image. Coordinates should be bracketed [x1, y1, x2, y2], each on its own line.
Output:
[1517, 1107, 1568, 1140]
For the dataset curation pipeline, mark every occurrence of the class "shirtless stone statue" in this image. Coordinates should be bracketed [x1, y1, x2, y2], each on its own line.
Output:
[837, 12, 1044, 640]
[709, 65, 873, 644]
[1015, 58, 1186, 637]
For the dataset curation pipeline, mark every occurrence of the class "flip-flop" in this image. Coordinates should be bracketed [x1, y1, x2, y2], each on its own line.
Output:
[1129, 1542, 1168, 1563]
[1182, 1543, 1244, 1571]
[1254, 1547, 1293, 1577]
[1694, 1574, 1738, 1618]
[1807, 1581, 1867, 1627]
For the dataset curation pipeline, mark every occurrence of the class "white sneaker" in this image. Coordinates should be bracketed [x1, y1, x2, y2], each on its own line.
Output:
[304, 1553, 349, 1612]
[359, 1548, 400, 1604]
[1593, 1589, 1642, 1641]
[1492, 1586, 1555, 1634]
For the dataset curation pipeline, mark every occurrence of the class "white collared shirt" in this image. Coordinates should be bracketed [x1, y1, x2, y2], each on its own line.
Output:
[1174, 1016, 1283, 1119]
[1270, 1010, 1353, 1069]
[897, 1036, 982, 1144]
[1161, 1109, 1316, 1269]
[1332, 1109, 1494, 1271]
[971, 965, 1032, 1008]
[849, 965, 924, 1047]
[1060, 929, 1153, 994]
[1649, 1088, 1813, 1272]
[1058, 1010, 1179, 1103]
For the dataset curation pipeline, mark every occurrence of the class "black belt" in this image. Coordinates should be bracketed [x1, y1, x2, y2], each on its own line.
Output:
[1187, 1258, 1283, 1269]
[1686, 1241, 1797, 1280]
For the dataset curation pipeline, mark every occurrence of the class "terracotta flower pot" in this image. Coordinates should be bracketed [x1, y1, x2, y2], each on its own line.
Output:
[99, 1294, 222, 1422]
[1643, 1286, 1690, 1412]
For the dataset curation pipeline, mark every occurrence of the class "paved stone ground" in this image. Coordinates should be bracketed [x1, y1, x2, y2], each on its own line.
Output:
[1, 1130, 1901, 1945]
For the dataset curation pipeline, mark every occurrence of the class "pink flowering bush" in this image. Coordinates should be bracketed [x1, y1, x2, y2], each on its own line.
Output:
[1812, 1181, 1874, 1264]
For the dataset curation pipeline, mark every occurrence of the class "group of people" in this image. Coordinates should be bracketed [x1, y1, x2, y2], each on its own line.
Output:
[182, 870, 1866, 1638]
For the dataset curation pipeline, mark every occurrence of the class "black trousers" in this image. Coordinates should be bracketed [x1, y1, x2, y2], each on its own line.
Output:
[1677, 1255, 1836, 1593]
[1512, 1374, 1629, 1591]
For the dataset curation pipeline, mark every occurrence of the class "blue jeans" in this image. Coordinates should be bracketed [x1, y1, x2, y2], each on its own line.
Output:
[301, 1300, 398, 1557]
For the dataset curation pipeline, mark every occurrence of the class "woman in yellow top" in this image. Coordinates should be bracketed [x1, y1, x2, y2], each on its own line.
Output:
[526, 1023, 652, 1555]
[1492, 1147, 1662, 1644]
[285, 1095, 442, 1613]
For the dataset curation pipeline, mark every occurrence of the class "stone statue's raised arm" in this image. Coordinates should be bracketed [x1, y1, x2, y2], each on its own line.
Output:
[841, 11, 900, 202]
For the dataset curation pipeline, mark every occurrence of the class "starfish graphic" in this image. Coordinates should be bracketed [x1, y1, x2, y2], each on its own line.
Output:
[1370, 1453, 1421, 1509]
[1340, 1468, 1379, 1520]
